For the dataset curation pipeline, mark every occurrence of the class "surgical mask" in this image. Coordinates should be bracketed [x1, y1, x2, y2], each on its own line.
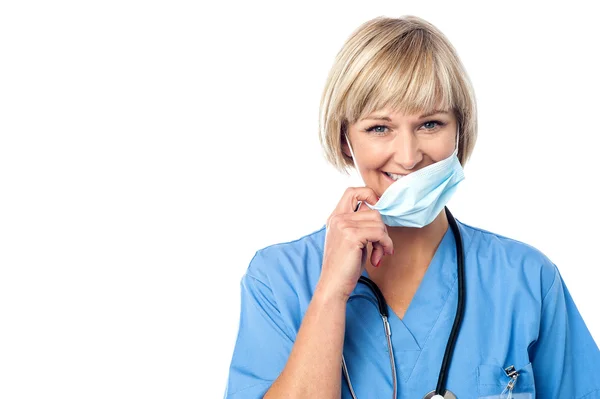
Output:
[344, 128, 464, 228]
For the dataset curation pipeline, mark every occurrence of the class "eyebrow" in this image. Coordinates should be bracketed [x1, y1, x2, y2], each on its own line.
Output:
[362, 109, 450, 121]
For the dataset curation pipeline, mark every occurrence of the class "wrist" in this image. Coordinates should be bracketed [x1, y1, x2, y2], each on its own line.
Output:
[314, 279, 351, 305]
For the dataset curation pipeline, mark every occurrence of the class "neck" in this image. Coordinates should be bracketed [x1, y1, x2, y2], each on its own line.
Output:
[369, 210, 449, 275]
[387, 210, 449, 256]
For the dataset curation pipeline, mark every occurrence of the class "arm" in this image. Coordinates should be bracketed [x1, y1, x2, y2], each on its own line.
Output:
[264, 281, 347, 399]
[223, 256, 349, 399]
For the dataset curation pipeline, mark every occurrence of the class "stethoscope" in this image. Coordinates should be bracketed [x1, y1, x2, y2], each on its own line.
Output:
[341, 207, 465, 399]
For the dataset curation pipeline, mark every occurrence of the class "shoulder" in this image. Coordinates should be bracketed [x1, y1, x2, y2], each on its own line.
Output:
[457, 219, 558, 297]
[244, 224, 327, 294]
[237, 225, 327, 330]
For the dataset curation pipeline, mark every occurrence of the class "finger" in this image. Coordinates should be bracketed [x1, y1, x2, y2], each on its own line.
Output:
[333, 187, 379, 215]
[370, 241, 385, 267]
[346, 208, 384, 222]
[370, 224, 393, 267]
[349, 225, 394, 256]
[356, 198, 380, 213]
[328, 207, 381, 230]
[341, 213, 393, 258]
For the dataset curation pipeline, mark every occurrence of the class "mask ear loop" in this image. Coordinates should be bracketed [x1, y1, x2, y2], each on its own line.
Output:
[453, 125, 460, 155]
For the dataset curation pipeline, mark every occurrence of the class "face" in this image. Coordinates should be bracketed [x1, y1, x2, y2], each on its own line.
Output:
[343, 106, 458, 198]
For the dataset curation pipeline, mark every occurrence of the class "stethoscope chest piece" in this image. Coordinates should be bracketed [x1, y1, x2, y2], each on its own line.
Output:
[423, 390, 457, 399]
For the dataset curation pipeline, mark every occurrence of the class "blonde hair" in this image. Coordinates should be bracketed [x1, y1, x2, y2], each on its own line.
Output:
[318, 15, 478, 174]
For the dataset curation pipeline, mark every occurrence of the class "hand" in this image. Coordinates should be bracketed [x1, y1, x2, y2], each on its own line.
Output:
[318, 187, 394, 300]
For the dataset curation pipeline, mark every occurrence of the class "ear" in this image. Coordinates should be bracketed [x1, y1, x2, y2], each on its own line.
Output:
[341, 139, 352, 159]
[341, 130, 352, 159]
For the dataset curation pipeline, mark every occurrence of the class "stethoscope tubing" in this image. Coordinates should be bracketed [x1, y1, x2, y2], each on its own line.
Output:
[343, 207, 464, 398]
[435, 207, 465, 395]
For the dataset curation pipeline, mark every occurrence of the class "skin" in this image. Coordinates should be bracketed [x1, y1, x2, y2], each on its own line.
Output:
[264, 107, 458, 399]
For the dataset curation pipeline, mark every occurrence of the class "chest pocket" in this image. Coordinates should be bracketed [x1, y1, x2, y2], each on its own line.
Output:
[477, 362, 535, 399]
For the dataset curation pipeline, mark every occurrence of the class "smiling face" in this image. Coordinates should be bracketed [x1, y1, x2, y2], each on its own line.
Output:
[343, 106, 458, 198]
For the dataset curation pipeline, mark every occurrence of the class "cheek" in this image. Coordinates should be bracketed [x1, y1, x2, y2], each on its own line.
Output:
[356, 142, 390, 166]
[359, 149, 388, 170]
[442, 141, 457, 159]
[423, 138, 456, 162]
[431, 149, 453, 162]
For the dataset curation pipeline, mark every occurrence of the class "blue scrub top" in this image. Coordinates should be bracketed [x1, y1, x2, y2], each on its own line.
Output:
[224, 219, 600, 398]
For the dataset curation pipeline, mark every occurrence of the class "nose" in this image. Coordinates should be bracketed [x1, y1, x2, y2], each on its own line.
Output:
[392, 131, 422, 171]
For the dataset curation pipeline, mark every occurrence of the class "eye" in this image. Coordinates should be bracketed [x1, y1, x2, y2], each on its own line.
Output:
[365, 125, 388, 135]
[421, 120, 446, 131]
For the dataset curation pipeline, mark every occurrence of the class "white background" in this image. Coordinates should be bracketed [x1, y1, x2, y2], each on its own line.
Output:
[1, 1, 599, 398]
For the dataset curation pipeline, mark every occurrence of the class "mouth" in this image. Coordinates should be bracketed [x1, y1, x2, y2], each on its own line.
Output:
[383, 171, 405, 182]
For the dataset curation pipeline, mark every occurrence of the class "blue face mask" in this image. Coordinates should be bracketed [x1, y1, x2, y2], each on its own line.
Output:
[345, 128, 464, 228]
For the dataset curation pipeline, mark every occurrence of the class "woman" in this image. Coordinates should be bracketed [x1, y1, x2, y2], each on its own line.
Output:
[223, 15, 600, 399]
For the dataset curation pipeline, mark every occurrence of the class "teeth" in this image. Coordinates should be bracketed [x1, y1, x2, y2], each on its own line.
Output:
[385, 172, 403, 181]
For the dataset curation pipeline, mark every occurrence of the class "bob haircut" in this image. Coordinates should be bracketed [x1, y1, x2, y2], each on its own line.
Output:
[319, 15, 478, 174]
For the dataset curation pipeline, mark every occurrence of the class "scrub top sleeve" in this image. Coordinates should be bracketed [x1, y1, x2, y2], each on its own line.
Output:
[529, 265, 600, 399]
[223, 253, 295, 399]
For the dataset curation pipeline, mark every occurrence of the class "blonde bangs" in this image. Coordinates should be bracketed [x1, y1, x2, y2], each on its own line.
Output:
[343, 30, 455, 125]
